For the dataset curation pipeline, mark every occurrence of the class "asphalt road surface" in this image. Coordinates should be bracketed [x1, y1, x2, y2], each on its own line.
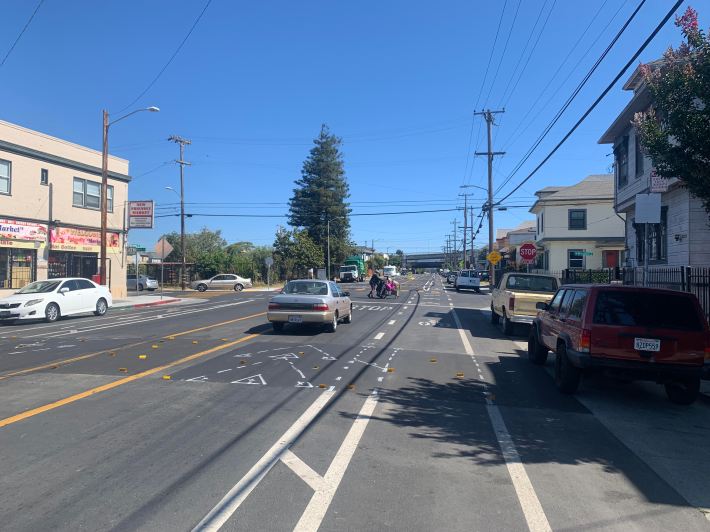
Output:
[0, 274, 708, 531]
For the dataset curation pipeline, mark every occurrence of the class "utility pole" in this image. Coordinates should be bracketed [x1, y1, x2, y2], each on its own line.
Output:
[470, 205, 475, 268]
[459, 193, 473, 268]
[168, 135, 191, 291]
[475, 109, 505, 286]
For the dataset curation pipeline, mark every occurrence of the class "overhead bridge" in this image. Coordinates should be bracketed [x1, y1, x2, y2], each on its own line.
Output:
[405, 252, 446, 270]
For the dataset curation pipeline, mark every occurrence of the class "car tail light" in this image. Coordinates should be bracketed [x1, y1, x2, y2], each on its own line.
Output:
[508, 295, 515, 312]
[580, 329, 592, 353]
[312, 303, 329, 311]
[268, 302, 280, 310]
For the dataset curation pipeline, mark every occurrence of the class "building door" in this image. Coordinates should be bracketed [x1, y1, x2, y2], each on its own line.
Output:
[603, 250, 619, 268]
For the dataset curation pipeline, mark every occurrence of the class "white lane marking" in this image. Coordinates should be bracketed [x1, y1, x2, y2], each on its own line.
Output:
[217, 369, 232, 374]
[192, 390, 336, 531]
[377, 376, 384, 382]
[403, 306, 409, 310]
[335, 376, 342, 381]
[293, 390, 379, 531]
[281, 450, 323, 491]
[387, 320, 396, 325]
[450, 308, 551, 532]
[343, 366, 349, 370]
[8, 351, 25, 355]
[397, 312, 403, 315]
[373, 332, 385, 340]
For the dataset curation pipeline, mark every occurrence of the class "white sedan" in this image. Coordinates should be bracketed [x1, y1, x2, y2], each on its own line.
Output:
[0, 278, 112, 323]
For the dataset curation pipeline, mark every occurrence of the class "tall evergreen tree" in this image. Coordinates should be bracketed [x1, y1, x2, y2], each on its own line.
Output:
[288, 125, 352, 264]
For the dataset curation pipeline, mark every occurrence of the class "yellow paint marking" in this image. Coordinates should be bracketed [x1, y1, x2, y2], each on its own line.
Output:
[164, 312, 266, 339]
[0, 333, 260, 429]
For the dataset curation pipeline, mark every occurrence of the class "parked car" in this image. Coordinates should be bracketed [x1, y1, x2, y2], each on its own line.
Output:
[190, 274, 253, 292]
[446, 272, 457, 284]
[491, 273, 559, 335]
[528, 285, 710, 405]
[127, 274, 158, 291]
[0, 278, 112, 323]
[454, 269, 481, 293]
[267, 280, 352, 332]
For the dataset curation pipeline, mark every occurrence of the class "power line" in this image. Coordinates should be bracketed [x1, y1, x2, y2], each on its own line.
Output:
[1, 0, 45, 68]
[155, 207, 463, 219]
[482, 0, 522, 107]
[117, 0, 213, 112]
[495, 0, 684, 205]
[494, 0, 647, 196]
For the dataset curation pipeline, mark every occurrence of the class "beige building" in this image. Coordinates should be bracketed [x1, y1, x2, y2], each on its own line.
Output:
[0, 119, 129, 298]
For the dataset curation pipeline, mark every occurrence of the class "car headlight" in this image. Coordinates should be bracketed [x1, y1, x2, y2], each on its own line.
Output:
[24, 299, 44, 307]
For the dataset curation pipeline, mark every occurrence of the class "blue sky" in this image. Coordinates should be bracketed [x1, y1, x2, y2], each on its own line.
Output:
[0, 0, 694, 255]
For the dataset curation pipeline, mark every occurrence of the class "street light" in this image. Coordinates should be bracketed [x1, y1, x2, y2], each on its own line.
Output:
[100, 106, 159, 286]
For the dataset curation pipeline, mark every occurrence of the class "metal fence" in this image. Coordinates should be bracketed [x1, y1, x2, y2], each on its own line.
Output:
[534, 266, 710, 322]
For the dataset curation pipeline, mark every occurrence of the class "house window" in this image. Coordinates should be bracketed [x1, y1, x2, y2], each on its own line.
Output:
[73, 177, 113, 212]
[40, 168, 49, 186]
[568, 249, 585, 269]
[634, 207, 668, 263]
[568, 209, 587, 230]
[634, 135, 644, 177]
[0, 159, 10, 195]
[615, 136, 629, 188]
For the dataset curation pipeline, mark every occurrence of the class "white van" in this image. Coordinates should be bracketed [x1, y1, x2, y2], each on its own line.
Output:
[454, 269, 481, 293]
[383, 266, 397, 277]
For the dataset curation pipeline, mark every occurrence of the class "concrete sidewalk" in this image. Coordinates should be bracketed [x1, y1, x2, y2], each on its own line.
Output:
[112, 295, 202, 310]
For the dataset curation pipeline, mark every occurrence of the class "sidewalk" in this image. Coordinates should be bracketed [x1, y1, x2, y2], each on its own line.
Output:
[112, 295, 199, 310]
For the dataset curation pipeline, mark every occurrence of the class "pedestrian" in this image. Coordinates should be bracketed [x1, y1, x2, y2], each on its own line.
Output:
[368, 270, 380, 298]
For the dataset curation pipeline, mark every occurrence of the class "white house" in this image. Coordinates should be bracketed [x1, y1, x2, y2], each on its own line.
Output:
[598, 64, 710, 267]
[530, 174, 625, 271]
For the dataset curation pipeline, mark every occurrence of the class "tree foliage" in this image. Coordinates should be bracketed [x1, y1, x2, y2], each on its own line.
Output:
[273, 227, 323, 280]
[288, 125, 353, 264]
[634, 7, 710, 211]
[163, 228, 227, 264]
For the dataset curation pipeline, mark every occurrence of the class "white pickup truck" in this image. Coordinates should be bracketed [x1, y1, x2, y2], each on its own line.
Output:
[490, 272, 559, 335]
[454, 269, 481, 293]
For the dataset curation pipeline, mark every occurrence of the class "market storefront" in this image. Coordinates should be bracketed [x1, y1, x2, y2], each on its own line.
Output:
[0, 218, 47, 289]
[49, 227, 120, 284]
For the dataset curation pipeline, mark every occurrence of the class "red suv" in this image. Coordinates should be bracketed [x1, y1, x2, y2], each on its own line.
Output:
[528, 285, 710, 405]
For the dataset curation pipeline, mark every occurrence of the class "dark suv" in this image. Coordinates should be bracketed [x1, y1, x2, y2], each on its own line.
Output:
[528, 285, 710, 405]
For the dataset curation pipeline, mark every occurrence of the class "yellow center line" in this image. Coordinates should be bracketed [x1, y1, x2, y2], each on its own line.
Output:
[164, 312, 267, 338]
[0, 333, 261, 429]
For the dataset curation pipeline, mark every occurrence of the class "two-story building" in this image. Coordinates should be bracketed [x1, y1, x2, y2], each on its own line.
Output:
[599, 64, 710, 267]
[530, 174, 625, 271]
[0, 119, 130, 297]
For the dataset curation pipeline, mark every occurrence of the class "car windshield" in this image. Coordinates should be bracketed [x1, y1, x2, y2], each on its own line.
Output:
[17, 280, 61, 294]
[593, 291, 703, 331]
[505, 275, 558, 292]
[340, 265, 357, 271]
[283, 281, 329, 296]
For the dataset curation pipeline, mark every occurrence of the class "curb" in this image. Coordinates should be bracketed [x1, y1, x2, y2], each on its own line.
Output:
[113, 298, 181, 311]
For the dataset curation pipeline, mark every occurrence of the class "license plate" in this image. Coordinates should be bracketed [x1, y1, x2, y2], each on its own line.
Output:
[634, 337, 660, 352]
[288, 315, 303, 323]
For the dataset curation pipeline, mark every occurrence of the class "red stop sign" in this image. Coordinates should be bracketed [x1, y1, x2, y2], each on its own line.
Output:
[518, 242, 537, 263]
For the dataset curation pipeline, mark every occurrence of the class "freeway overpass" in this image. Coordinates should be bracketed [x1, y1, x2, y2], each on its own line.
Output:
[405, 252, 446, 270]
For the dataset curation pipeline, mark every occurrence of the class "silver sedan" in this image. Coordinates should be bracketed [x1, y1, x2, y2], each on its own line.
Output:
[267, 280, 352, 332]
[190, 274, 253, 292]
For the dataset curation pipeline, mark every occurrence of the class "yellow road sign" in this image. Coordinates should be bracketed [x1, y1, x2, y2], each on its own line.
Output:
[487, 250, 502, 265]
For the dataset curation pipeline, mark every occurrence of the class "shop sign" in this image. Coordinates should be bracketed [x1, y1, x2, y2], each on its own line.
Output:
[51, 227, 120, 253]
[0, 219, 47, 248]
[128, 200, 154, 229]
[650, 168, 670, 193]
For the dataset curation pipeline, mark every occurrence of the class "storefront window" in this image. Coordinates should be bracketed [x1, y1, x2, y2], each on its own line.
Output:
[48, 251, 98, 280]
[0, 249, 36, 289]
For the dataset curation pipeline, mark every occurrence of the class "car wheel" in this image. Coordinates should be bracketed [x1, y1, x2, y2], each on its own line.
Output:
[272, 322, 284, 332]
[502, 310, 514, 336]
[554, 344, 581, 394]
[234, 283, 244, 292]
[45, 302, 60, 323]
[490, 304, 499, 324]
[527, 328, 548, 365]
[344, 307, 353, 324]
[326, 312, 338, 333]
[94, 298, 108, 316]
[665, 378, 700, 405]
[138, 283, 144, 292]
[474, 287, 481, 293]
[197, 284, 207, 292]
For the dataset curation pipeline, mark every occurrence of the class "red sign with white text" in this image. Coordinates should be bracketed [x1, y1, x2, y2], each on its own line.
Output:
[518, 242, 538, 264]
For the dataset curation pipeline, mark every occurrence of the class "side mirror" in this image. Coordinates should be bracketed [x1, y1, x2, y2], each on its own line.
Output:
[535, 302, 548, 311]
[342, 291, 350, 297]
[59, 287, 69, 294]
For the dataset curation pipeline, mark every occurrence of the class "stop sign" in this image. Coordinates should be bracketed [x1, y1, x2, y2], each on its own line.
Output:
[518, 242, 537, 264]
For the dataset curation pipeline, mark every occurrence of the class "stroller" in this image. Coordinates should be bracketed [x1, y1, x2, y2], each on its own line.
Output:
[376, 278, 398, 299]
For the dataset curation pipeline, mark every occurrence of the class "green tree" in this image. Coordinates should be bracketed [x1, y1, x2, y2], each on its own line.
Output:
[368, 254, 386, 271]
[273, 227, 323, 280]
[163, 228, 227, 263]
[634, 7, 710, 211]
[288, 125, 352, 265]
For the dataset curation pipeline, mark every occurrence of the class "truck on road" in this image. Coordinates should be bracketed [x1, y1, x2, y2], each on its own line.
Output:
[339, 256, 366, 282]
[491, 272, 559, 335]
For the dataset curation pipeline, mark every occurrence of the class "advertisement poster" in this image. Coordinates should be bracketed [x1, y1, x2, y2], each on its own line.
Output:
[0, 219, 48, 249]
[51, 227, 120, 253]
